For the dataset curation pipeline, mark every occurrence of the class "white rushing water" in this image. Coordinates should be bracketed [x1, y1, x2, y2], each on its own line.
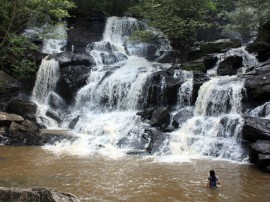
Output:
[207, 46, 258, 76]
[165, 76, 246, 162]
[33, 17, 249, 162]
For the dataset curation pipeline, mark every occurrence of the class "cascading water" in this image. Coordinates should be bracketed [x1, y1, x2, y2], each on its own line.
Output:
[207, 46, 258, 76]
[167, 76, 246, 161]
[33, 16, 251, 162]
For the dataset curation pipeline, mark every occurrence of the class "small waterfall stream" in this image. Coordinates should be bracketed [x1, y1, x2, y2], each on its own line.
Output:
[32, 16, 257, 161]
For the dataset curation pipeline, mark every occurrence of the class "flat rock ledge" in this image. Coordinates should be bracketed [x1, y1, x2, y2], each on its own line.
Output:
[0, 187, 80, 202]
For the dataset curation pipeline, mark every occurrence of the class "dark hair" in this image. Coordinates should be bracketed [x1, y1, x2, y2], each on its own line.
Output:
[210, 169, 216, 182]
[210, 169, 215, 177]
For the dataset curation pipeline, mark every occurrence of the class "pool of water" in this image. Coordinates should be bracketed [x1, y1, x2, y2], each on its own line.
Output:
[0, 146, 269, 202]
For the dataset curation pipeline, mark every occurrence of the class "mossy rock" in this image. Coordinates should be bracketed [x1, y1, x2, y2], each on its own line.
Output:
[0, 71, 20, 93]
[182, 62, 206, 73]
[200, 39, 241, 54]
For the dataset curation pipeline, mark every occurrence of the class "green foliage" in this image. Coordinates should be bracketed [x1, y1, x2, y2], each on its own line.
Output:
[71, 0, 137, 16]
[129, 30, 160, 43]
[129, 0, 216, 61]
[182, 63, 206, 72]
[0, 0, 75, 80]
[223, 0, 270, 38]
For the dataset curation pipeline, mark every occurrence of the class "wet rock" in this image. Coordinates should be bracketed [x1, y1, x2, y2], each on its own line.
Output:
[68, 115, 80, 129]
[172, 108, 193, 128]
[46, 110, 63, 124]
[0, 112, 24, 127]
[203, 55, 218, 70]
[242, 60, 270, 104]
[117, 132, 149, 151]
[0, 187, 80, 202]
[53, 52, 96, 68]
[143, 70, 184, 107]
[249, 140, 270, 171]
[155, 51, 181, 64]
[0, 71, 21, 104]
[56, 64, 91, 102]
[200, 39, 241, 54]
[144, 128, 169, 154]
[217, 56, 243, 76]
[47, 92, 67, 110]
[6, 99, 37, 121]
[136, 107, 156, 120]
[66, 12, 107, 52]
[242, 117, 270, 143]
[150, 107, 170, 127]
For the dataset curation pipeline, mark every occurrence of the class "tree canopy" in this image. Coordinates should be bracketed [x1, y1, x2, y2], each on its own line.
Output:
[0, 0, 75, 79]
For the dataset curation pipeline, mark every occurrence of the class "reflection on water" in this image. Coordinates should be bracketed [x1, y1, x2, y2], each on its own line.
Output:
[0, 146, 269, 202]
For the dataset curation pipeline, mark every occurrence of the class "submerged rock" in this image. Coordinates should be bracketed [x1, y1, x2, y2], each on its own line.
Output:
[0, 187, 80, 202]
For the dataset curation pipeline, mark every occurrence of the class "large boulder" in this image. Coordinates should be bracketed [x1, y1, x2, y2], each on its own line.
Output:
[0, 187, 80, 202]
[143, 70, 184, 107]
[0, 112, 24, 127]
[242, 59, 270, 104]
[6, 100, 38, 121]
[144, 128, 169, 154]
[242, 117, 270, 143]
[172, 108, 193, 128]
[200, 39, 241, 54]
[217, 56, 243, 76]
[53, 52, 96, 68]
[203, 55, 218, 70]
[66, 11, 107, 52]
[150, 107, 170, 127]
[249, 140, 270, 172]
[0, 71, 21, 109]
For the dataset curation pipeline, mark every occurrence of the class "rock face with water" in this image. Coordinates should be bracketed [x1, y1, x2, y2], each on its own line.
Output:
[242, 117, 270, 143]
[67, 11, 107, 52]
[217, 56, 243, 76]
[0, 187, 80, 202]
[243, 59, 270, 104]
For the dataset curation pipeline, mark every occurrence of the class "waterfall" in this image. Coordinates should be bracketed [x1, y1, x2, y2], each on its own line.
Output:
[167, 76, 247, 161]
[195, 76, 244, 116]
[34, 16, 249, 162]
[32, 57, 60, 104]
[207, 46, 258, 76]
[176, 70, 194, 108]
[42, 24, 67, 54]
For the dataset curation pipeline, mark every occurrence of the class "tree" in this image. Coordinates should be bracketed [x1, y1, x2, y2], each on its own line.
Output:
[71, 0, 137, 16]
[129, 0, 216, 62]
[223, 0, 270, 39]
[0, 0, 75, 80]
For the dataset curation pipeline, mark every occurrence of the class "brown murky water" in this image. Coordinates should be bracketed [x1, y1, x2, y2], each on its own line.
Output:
[0, 146, 269, 202]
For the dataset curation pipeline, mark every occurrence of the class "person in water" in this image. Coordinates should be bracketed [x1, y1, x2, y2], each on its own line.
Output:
[207, 169, 221, 188]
